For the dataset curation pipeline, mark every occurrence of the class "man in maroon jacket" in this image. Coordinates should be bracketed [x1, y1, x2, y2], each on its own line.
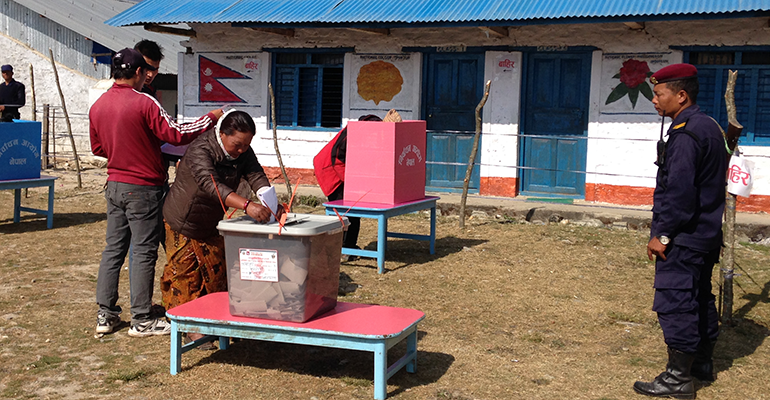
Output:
[90, 48, 223, 337]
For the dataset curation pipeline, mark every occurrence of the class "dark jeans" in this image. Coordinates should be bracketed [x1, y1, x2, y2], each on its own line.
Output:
[328, 184, 360, 249]
[96, 181, 164, 325]
[653, 244, 720, 353]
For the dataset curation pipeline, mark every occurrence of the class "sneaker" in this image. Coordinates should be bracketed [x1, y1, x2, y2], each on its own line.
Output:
[128, 318, 171, 338]
[96, 312, 121, 334]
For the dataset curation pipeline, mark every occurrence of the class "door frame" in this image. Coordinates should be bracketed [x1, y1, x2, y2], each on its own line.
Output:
[518, 49, 594, 198]
[420, 49, 486, 193]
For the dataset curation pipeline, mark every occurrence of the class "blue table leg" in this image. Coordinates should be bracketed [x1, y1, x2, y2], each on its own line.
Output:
[218, 336, 230, 350]
[46, 182, 54, 229]
[406, 329, 418, 373]
[170, 320, 181, 375]
[429, 205, 436, 255]
[13, 188, 21, 223]
[373, 341, 387, 400]
[377, 214, 387, 274]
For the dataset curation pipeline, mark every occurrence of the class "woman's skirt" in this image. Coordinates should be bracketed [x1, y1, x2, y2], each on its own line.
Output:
[161, 222, 227, 310]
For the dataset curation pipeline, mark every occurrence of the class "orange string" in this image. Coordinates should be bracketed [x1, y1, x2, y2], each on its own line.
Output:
[210, 174, 230, 218]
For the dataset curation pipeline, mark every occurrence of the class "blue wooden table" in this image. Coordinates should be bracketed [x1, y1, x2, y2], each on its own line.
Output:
[0, 175, 56, 229]
[323, 196, 438, 274]
[167, 292, 425, 400]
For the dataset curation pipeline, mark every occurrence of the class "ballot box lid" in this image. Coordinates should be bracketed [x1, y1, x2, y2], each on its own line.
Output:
[217, 213, 348, 236]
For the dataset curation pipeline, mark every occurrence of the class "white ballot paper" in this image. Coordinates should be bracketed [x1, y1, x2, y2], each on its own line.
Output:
[257, 186, 278, 223]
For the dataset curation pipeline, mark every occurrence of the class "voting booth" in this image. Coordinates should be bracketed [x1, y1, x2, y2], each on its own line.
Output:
[0, 121, 42, 180]
[217, 214, 348, 322]
[344, 120, 427, 205]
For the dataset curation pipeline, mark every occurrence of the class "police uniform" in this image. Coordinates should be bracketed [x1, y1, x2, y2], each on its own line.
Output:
[634, 63, 729, 399]
[0, 65, 25, 120]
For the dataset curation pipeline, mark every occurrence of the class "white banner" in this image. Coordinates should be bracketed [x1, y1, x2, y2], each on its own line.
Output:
[727, 154, 754, 198]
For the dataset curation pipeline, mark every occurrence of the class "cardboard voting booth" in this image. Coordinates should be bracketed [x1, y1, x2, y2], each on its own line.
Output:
[217, 214, 347, 322]
[0, 121, 42, 180]
[344, 120, 427, 204]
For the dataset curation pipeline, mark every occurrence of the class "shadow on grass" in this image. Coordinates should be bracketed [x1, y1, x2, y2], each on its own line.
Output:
[0, 212, 106, 233]
[714, 278, 770, 379]
[189, 330, 453, 397]
[347, 236, 488, 273]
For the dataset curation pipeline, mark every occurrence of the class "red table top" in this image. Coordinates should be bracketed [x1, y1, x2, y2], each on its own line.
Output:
[167, 292, 425, 338]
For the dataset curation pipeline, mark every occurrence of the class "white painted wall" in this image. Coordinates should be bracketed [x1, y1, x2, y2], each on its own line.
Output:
[1, 32, 97, 157]
[178, 17, 770, 199]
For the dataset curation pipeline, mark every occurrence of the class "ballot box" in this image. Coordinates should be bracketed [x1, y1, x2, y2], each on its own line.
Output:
[0, 120, 42, 180]
[217, 214, 348, 322]
[344, 120, 427, 204]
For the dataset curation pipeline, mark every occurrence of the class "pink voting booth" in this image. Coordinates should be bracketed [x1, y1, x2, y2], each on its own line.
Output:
[344, 120, 427, 205]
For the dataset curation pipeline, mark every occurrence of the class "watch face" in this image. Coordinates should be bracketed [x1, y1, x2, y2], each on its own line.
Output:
[659, 236, 670, 245]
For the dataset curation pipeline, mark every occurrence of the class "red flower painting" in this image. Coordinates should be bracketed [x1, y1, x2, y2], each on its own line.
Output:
[606, 59, 654, 108]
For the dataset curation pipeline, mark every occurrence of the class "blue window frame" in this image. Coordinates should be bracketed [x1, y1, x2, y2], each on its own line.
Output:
[271, 51, 344, 129]
[683, 48, 770, 145]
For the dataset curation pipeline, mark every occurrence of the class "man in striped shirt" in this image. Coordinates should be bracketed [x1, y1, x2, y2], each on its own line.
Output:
[89, 48, 223, 338]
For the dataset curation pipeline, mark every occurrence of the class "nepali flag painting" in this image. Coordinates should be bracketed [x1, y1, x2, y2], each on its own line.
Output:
[199, 55, 250, 103]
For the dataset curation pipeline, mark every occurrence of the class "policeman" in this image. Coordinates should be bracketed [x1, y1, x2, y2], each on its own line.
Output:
[0, 64, 26, 121]
[633, 64, 728, 399]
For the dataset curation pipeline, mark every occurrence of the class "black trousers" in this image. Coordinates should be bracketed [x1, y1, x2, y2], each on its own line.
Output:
[653, 244, 720, 353]
[328, 184, 360, 249]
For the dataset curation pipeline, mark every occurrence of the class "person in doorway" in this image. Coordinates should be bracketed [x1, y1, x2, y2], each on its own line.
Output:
[632, 63, 728, 399]
[90, 48, 224, 338]
[313, 114, 382, 261]
[161, 109, 281, 346]
[134, 40, 163, 98]
[0, 64, 25, 121]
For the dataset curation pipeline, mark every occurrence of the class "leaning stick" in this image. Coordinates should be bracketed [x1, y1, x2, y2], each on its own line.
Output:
[48, 48, 81, 188]
[459, 80, 491, 229]
[720, 70, 743, 325]
[268, 83, 292, 207]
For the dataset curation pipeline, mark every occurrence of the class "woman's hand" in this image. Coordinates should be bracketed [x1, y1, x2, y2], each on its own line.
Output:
[275, 204, 286, 221]
[246, 202, 272, 223]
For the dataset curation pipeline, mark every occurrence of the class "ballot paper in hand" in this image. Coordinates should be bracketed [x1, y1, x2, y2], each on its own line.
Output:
[257, 186, 278, 223]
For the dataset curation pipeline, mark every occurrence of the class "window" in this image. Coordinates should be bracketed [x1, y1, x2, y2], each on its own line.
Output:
[272, 52, 344, 129]
[684, 49, 770, 145]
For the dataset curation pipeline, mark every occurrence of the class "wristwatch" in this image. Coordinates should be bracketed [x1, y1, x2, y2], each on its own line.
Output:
[658, 235, 670, 245]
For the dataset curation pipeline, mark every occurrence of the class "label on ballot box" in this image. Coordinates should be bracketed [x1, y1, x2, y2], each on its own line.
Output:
[0, 121, 42, 180]
[239, 249, 278, 281]
[218, 214, 348, 322]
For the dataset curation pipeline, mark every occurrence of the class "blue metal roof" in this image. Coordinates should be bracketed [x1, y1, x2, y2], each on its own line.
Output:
[106, 0, 770, 27]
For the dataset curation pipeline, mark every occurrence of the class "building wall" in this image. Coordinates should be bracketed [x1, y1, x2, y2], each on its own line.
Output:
[1, 31, 99, 159]
[179, 18, 770, 210]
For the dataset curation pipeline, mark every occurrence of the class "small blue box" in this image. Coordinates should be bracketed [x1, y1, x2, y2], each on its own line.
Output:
[0, 120, 42, 180]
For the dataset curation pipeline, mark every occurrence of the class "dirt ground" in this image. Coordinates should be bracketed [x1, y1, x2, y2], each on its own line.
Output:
[1, 167, 769, 400]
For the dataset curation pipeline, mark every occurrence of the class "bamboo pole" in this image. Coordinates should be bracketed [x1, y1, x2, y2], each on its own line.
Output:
[721, 70, 743, 325]
[268, 83, 292, 205]
[48, 49, 81, 188]
[459, 80, 491, 229]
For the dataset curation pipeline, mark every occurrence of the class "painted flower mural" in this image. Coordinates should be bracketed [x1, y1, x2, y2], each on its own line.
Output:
[606, 59, 654, 108]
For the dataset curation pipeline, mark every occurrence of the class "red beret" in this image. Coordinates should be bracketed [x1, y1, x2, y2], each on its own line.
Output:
[650, 63, 698, 84]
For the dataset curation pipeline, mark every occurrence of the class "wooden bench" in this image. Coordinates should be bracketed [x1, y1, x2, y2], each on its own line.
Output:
[0, 175, 56, 229]
[323, 196, 438, 273]
[166, 292, 425, 400]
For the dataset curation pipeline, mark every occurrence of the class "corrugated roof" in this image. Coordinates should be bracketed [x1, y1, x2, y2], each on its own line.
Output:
[17, 0, 185, 74]
[106, 0, 770, 27]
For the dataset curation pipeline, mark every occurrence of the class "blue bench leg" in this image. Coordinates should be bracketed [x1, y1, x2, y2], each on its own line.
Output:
[406, 329, 417, 373]
[377, 215, 387, 274]
[46, 182, 54, 229]
[13, 188, 21, 223]
[218, 336, 230, 350]
[170, 320, 181, 375]
[373, 341, 387, 400]
[429, 206, 436, 255]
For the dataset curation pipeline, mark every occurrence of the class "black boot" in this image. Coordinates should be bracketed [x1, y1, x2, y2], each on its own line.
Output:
[633, 347, 696, 399]
[691, 340, 716, 382]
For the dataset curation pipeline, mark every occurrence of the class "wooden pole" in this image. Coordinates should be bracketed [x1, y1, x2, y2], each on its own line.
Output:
[721, 70, 743, 325]
[27, 64, 36, 197]
[48, 49, 81, 188]
[268, 83, 292, 205]
[459, 80, 491, 229]
[42, 104, 49, 169]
